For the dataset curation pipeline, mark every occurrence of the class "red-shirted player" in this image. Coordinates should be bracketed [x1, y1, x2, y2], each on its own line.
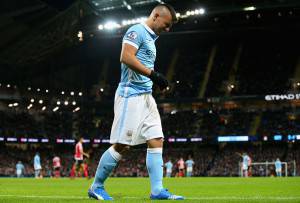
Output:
[176, 157, 185, 177]
[53, 155, 61, 178]
[74, 137, 89, 177]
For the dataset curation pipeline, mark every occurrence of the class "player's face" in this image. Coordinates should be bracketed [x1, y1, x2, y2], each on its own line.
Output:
[153, 13, 173, 35]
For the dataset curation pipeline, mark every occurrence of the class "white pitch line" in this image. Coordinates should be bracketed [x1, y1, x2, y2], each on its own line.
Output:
[183, 196, 300, 200]
[0, 194, 87, 199]
[0, 194, 300, 200]
[122, 196, 300, 200]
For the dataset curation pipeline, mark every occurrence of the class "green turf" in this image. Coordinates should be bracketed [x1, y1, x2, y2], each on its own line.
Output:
[0, 177, 299, 202]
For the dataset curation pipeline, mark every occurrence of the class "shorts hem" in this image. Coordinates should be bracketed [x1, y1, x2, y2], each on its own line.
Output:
[146, 135, 164, 141]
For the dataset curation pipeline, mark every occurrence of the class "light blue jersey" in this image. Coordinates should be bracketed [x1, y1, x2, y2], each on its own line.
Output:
[117, 22, 158, 98]
[165, 161, 173, 171]
[185, 160, 195, 168]
[34, 154, 41, 169]
[185, 159, 194, 177]
[243, 155, 250, 167]
[16, 162, 24, 177]
[165, 161, 173, 177]
[16, 163, 24, 171]
[275, 160, 282, 169]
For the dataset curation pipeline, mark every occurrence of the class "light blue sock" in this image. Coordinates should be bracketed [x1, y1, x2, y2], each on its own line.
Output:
[91, 146, 122, 189]
[146, 148, 163, 195]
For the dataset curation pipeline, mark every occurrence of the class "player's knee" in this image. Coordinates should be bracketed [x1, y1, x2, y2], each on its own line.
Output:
[122, 146, 130, 154]
[147, 137, 164, 148]
[113, 144, 130, 155]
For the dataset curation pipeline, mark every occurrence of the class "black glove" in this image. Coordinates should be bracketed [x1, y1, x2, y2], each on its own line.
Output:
[149, 70, 169, 90]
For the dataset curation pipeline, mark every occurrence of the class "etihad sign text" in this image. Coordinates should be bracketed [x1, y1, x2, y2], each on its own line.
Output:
[265, 94, 300, 101]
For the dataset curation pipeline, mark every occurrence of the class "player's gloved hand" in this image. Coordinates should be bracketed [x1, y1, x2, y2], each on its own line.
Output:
[149, 70, 169, 90]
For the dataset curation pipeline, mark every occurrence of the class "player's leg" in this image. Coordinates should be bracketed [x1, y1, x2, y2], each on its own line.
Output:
[89, 144, 128, 200]
[75, 160, 80, 177]
[79, 163, 85, 177]
[147, 138, 184, 200]
[54, 167, 57, 177]
[70, 163, 76, 179]
[34, 170, 38, 178]
[244, 169, 248, 177]
[146, 138, 164, 195]
[179, 169, 184, 177]
[186, 171, 191, 177]
[57, 167, 61, 177]
[143, 95, 183, 200]
[89, 94, 137, 200]
[39, 169, 43, 178]
[75, 161, 78, 177]
[91, 144, 127, 189]
[278, 170, 282, 177]
[166, 171, 171, 177]
[189, 169, 193, 177]
[175, 168, 179, 177]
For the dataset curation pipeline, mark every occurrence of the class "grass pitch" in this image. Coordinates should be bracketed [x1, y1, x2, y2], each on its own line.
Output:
[0, 177, 299, 202]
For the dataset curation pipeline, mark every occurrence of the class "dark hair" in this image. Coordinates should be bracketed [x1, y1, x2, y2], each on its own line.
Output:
[156, 3, 178, 23]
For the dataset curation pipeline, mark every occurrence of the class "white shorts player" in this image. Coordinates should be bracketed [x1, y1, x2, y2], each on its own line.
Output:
[34, 164, 42, 170]
[16, 169, 22, 177]
[187, 167, 193, 173]
[89, 11, 184, 200]
[242, 164, 248, 171]
[110, 93, 164, 146]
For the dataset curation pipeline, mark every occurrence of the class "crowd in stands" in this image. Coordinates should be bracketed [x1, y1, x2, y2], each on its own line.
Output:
[1, 106, 300, 140]
[257, 109, 300, 137]
[2, 103, 300, 178]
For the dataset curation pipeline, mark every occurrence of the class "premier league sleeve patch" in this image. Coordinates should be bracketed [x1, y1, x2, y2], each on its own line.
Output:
[123, 27, 141, 48]
[126, 31, 138, 41]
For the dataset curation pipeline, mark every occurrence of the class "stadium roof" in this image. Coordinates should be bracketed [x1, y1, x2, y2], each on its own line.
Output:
[0, 0, 299, 66]
[89, 0, 162, 11]
[87, 0, 300, 15]
[0, 0, 299, 89]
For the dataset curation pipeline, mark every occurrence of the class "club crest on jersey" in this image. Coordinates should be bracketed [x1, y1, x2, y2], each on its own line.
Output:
[127, 31, 138, 40]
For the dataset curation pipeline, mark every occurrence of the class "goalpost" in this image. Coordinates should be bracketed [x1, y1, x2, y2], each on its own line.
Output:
[238, 161, 297, 177]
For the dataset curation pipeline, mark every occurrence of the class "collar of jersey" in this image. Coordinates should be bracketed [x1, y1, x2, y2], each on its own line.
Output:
[141, 22, 158, 40]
